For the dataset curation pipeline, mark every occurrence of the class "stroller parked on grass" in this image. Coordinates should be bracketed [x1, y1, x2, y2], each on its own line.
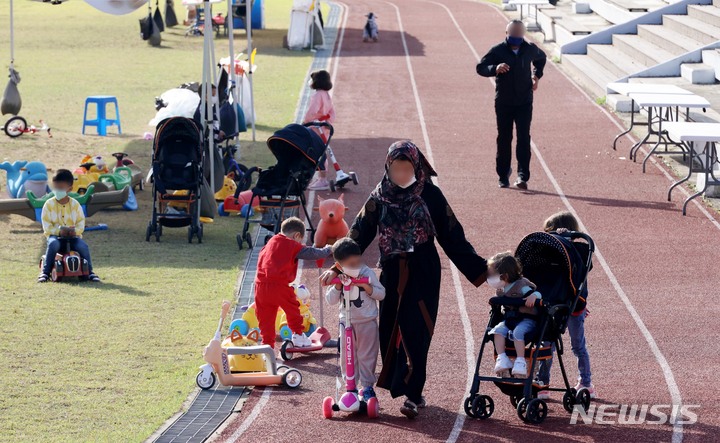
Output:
[464, 231, 595, 424]
[235, 121, 332, 249]
[145, 117, 205, 244]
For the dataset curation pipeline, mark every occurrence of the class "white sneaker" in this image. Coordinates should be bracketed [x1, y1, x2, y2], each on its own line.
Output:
[574, 382, 597, 399]
[494, 354, 513, 375]
[537, 390, 551, 400]
[307, 178, 330, 191]
[292, 333, 312, 348]
[512, 358, 528, 377]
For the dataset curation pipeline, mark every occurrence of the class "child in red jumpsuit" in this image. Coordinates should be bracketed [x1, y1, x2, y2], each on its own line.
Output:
[255, 217, 333, 348]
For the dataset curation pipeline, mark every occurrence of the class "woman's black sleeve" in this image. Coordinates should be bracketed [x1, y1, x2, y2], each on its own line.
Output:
[348, 196, 379, 255]
[425, 184, 487, 286]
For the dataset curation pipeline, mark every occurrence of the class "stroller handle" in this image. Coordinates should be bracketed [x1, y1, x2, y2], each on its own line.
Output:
[303, 121, 334, 146]
[554, 230, 595, 252]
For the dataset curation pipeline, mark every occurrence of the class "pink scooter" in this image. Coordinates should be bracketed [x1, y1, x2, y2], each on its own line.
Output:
[322, 276, 379, 419]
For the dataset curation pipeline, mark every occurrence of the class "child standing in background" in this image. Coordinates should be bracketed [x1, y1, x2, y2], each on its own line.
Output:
[304, 70, 335, 191]
[535, 211, 595, 399]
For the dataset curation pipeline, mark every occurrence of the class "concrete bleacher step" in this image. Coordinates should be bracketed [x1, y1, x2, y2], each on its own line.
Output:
[637, 24, 705, 55]
[608, 0, 667, 13]
[561, 53, 619, 98]
[587, 43, 650, 77]
[663, 14, 720, 44]
[612, 34, 679, 65]
[702, 49, 720, 81]
[681, 63, 717, 84]
[687, 4, 720, 28]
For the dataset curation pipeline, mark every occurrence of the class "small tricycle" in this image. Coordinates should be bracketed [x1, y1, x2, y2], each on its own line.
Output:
[38, 233, 90, 282]
[196, 301, 303, 390]
[2, 116, 51, 138]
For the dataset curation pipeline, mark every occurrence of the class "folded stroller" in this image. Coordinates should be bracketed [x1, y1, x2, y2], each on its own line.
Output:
[235, 122, 331, 249]
[145, 117, 205, 244]
[464, 231, 595, 424]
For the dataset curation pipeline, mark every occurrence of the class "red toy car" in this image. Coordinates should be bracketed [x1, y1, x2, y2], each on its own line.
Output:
[39, 237, 91, 282]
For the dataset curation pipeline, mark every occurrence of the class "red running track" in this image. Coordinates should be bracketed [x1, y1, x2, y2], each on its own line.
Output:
[216, 1, 720, 441]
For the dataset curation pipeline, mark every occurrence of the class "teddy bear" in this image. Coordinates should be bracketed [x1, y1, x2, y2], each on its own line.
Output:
[313, 194, 349, 248]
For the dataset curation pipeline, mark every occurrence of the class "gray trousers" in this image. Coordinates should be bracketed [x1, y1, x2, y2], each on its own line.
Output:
[340, 319, 380, 387]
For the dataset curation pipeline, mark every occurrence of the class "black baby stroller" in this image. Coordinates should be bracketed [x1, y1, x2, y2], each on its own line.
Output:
[464, 231, 595, 424]
[145, 117, 205, 244]
[234, 121, 331, 249]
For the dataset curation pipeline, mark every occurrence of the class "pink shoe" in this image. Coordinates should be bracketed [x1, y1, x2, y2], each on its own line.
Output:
[537, 390, 551, 400]
[574, 382, 596, 399]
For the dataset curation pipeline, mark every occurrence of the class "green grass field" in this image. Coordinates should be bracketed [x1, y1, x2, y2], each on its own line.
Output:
[0, 1, 316, 440]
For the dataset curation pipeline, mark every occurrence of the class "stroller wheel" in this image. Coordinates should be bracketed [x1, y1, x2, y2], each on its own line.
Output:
[525, 398, 547, 424]
[471, 395, 494, 420]
[245, 232, 253, 249]
[188, 226, 194, 244]
[463, 396, 477, 418]
[562, 390, 576, 413]
[145, 223, 152, 242]
[576, 388, 591, 412]
[516, 398, 529, 422]
[237, 234, 244, 250]
[197, 224, 203, 244]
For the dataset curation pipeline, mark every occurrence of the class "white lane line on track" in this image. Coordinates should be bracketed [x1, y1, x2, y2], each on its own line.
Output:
[439, 3, 683, 441]
[226, 3, 350, 441]
[386, 3, 476, 441]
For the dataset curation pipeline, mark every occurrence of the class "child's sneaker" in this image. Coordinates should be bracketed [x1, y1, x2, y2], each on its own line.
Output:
[361, 386, 377, 402]
[37, 273, 49, 283]
[574, 382, 596, 399]
[291, 333, 312, 348]
[494, 353, 513, 375]
[400, 399, 419, 419]
[87, 273, 101, 282]
[536, 390, 551, 400]
[512, 358, 528, 377]
[307, 178, 330, 191]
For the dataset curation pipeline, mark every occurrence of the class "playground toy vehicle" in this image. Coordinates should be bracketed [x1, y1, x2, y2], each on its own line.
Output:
[280, 326, 332, 362]
[111, 152, 144, 191]
[322, 276, 379, 419]
[222, 329, 266, 373]
[196, 301, 303, 390]
[2, 116, 51, 138]
[38, 235, 90, 282]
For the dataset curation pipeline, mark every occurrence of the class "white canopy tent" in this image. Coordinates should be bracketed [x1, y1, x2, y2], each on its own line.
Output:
[287, 0, 324, 50]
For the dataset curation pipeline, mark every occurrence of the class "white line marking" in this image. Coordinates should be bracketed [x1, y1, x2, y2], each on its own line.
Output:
[442, 3, 684, 441]
[386, 3, 475, 441]
[226, 387, 272, 441]
[225, 3, 350, 440]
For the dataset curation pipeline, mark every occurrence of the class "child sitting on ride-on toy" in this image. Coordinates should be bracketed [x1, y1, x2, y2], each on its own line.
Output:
[38, 169, 100, 283]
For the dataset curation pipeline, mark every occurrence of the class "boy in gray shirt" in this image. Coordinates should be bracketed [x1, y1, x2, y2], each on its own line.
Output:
[326, 238, 386, 401]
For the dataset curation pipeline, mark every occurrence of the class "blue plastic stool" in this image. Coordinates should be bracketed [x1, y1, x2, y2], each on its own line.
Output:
[82, 96, 122, 136]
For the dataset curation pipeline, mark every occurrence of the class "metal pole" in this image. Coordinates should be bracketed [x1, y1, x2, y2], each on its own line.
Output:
[9, 0, 14, 65]
[246, 0, 256, 141]
[227, 0, 240, 139]
[203, 0, 215, 198]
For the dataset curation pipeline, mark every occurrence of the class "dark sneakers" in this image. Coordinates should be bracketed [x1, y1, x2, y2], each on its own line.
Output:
[514, 178, 528, 189]
[498, 178, 510, 188]
[400, 399, 419, 419]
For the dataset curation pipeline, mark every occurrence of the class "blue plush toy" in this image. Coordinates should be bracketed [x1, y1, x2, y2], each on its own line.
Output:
[0, 160, 49, 198]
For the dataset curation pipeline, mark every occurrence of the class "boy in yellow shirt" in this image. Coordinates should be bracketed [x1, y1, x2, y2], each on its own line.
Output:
[38, 169, 100, 283]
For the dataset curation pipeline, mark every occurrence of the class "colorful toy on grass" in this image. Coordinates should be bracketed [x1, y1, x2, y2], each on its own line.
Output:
[322, 276, 379, 419]
[0, 185, 130, 222]
[0, 160, 49, 198]
[215, 174, 237, 202]
[196, 301, 303, 390]
[230, 284, 318, 341]
[221, 329, 266, 372]
[219, 189, 256, 217]
[2, 117, 51, 138]
[74, 153, 143, 193]
[38, 234, 91, 283]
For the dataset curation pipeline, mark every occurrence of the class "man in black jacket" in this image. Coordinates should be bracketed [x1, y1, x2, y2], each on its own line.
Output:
[477, 20, 546, 189]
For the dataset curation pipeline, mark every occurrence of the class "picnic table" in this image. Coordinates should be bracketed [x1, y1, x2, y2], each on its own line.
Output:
[664, 122, 720, 215]
[627, 92, 711, 173]
[508, 0, 549, 30]
[608, 82, 692, 151]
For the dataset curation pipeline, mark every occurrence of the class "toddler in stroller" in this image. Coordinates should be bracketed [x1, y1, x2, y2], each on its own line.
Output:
[464, 230, 595, 424]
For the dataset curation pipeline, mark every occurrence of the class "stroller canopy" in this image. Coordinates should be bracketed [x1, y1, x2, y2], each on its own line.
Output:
[153, 117, 202, 159]
[515, 232, 586, 307]
[267, 124, 326, 171]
